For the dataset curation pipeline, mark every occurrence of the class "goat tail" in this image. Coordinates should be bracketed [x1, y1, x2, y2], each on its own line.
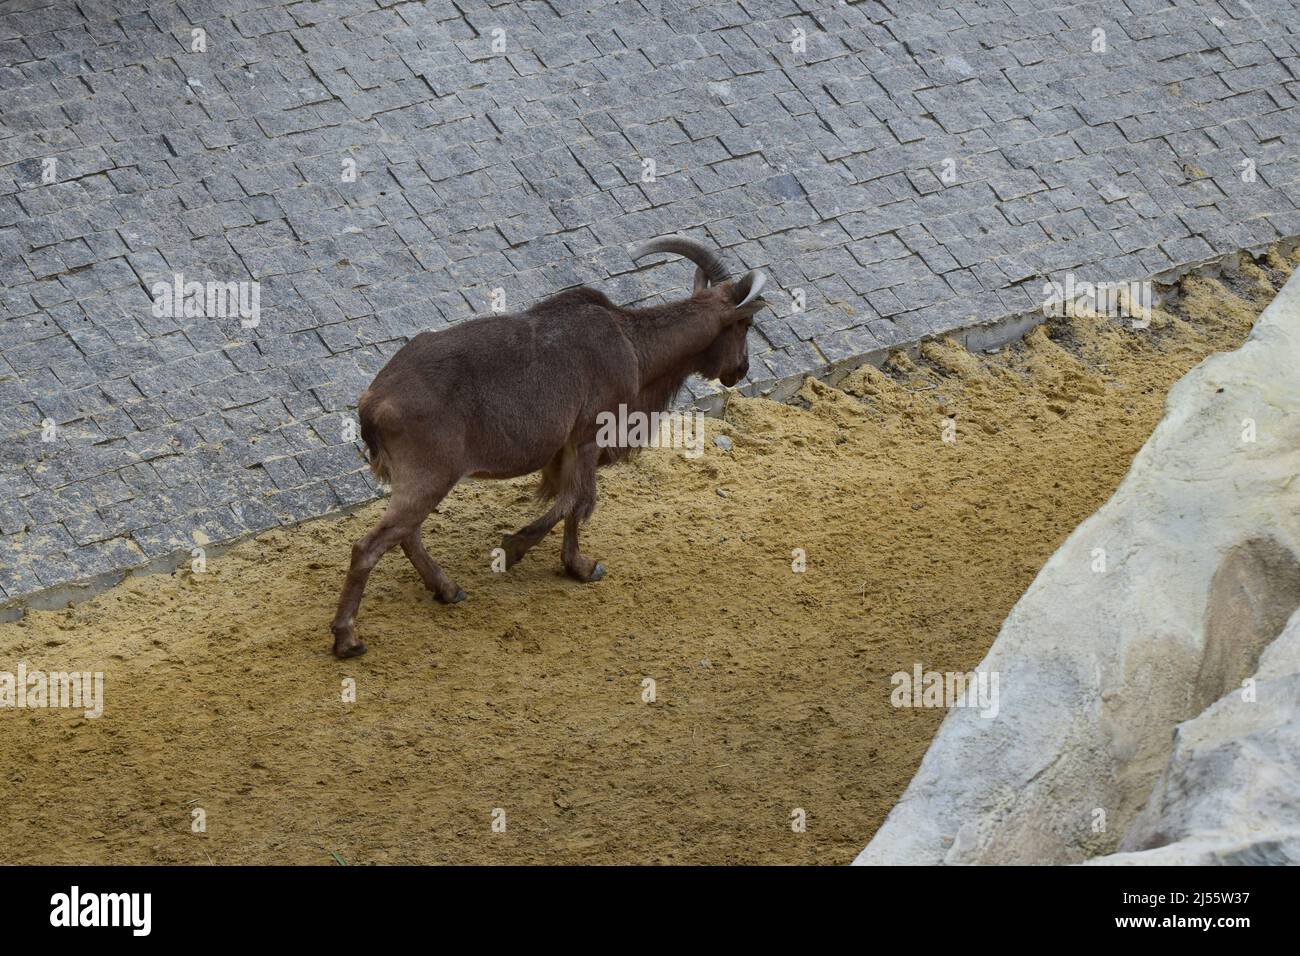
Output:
[358, 391, 390, 486]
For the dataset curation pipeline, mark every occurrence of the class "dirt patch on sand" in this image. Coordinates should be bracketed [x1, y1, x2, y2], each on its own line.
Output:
[1, 250, 1295, 865]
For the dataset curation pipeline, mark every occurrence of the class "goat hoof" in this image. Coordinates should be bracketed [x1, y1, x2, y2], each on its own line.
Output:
[440, 588, 467, 604]
[500, 535, 524, 569]
[333, 638, 368, 659]
[566, 562, 605, 583]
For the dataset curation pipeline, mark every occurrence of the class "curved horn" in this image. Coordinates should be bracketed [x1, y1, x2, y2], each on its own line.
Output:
[631, 236, 729, 286]
[734, 270, 767, 308]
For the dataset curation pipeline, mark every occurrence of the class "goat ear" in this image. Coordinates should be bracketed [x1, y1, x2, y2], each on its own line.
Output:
[693, 266, 709, 292]
[733, 270, 767, 308]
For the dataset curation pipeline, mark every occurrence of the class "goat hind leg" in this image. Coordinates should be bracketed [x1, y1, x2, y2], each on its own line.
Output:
[402, 531, 466, 603]
[330, 488, 441, 658]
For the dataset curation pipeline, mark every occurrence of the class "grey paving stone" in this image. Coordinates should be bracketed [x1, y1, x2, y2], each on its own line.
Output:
[1, 0, 1299, 605]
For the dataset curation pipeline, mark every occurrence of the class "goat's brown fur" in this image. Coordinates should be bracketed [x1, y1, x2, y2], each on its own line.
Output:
[328, 240, 766, 657]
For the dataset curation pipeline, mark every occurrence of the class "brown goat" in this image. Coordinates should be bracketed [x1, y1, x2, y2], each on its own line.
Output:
[329, 237, 767, 657]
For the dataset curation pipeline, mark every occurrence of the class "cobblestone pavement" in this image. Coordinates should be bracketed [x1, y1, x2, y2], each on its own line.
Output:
[2, 0, 1300, 603]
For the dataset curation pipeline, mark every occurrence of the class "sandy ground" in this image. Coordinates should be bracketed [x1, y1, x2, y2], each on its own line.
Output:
[1, 249, 1295, 865]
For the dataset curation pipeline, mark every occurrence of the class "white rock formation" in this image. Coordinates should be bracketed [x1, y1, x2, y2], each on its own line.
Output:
[856, 270, 1300, 865]
[1088, 607, 1300, 865]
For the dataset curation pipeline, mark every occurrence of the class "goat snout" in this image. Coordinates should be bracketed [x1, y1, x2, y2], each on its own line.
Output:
[721, 360, 748, 387]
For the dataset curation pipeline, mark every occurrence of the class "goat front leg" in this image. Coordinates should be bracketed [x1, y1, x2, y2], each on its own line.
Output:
[500, 447, 569, 568]
[560, 442, 604, 583]
[501, 504, 563, 569]
[562, 512, 605, 582]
